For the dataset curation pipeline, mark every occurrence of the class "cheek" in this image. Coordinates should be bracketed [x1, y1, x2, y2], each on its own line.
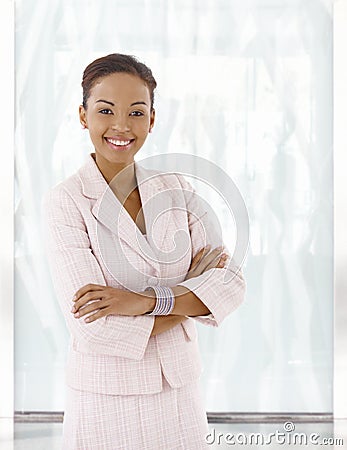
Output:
[88, 121, 105, 138]
[87, 130, 105, 150]
[133, 120, 150, 136]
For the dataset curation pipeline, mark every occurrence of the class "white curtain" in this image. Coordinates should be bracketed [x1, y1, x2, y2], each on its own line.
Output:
[15, 0, 333, 412]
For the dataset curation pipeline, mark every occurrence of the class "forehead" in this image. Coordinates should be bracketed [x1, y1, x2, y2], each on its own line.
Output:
[89, 72, 150, 103]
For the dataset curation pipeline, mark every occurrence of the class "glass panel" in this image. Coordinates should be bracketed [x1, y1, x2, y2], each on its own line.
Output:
[15, 0, 333, 412]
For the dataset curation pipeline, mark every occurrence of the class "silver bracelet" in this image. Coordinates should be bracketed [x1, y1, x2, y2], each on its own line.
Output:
[145, 286, 176, 315]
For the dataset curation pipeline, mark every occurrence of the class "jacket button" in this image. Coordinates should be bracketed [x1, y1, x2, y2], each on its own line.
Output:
[147, 277, 159, 286]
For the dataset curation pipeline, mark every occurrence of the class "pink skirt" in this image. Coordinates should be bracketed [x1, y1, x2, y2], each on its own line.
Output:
[62, 373, 209, 449]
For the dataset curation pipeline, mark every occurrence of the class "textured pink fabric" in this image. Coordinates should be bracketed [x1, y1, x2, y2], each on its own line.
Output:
[62, 373, 210, 450]
[42, 153, 245, 395]
[42, 152, 246, 448]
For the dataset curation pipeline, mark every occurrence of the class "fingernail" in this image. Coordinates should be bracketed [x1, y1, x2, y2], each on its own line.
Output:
[74, 312, 80, 318]
[73, 295, 77, 301]
[71, 307, 75, 313]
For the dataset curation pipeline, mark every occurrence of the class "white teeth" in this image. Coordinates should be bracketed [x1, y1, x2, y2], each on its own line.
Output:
[107, 138, 131, 146]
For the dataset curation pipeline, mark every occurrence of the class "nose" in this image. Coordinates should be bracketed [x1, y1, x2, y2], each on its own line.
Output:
[111, 113, 130, 132]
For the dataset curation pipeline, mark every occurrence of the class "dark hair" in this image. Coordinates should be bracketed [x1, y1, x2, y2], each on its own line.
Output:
[81, 53, 157, 110]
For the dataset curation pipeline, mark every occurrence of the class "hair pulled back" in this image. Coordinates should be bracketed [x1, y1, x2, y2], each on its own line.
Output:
[81, 53, 157, 110]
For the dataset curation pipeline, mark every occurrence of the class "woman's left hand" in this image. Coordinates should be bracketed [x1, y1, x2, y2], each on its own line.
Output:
[71, 284, 146, 323]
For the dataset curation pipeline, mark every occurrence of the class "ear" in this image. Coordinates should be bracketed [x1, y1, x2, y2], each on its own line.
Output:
[79, 105, 87, 128]
[149, 108, 155, 132]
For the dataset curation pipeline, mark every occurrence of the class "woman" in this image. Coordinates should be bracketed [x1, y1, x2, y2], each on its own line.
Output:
[43, 53, 246, 450]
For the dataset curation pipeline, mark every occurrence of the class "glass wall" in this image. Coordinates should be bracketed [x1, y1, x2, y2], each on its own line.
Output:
[15, 0, 333, 412]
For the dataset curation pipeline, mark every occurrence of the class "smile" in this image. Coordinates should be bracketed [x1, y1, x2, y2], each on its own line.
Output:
[106, 138, 133, 146]
[105, 137, 135, 150]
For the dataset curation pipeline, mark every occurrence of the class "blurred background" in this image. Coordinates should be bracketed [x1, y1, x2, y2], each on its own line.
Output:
[13, 0, 334, 414]
[3, 1, 347, 448]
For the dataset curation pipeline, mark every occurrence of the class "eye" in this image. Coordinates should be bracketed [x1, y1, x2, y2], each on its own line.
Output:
[130, 111, 144, 117]
[99, 108, 113, 115]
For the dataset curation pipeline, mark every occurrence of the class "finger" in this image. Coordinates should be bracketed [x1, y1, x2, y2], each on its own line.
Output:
[210, 246, 224, 256]
[73, 283, 105, 302]
[204, 246, 224, 260]
[191, 246, 211, 267]
[198, 247, 224, 271]
[191, 248, 205, 265]
[188, 246, 223, 276]
[191, 245, 213, 270]
[217, 253, 230, 267]
[202, 252, 228, 272]
[73, 300, 106, 318]
[216, 254, 229, 268]
[73, 291, 104, 312]
[216, 258, 226, 268]
[84, 308, 111, 323]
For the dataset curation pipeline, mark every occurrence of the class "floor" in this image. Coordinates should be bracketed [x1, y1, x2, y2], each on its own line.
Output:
[0, 419, 346, 449]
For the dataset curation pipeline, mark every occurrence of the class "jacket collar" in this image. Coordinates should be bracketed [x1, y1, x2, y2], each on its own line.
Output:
[78, 153, 110, 200]
[77, 153, 173, 273]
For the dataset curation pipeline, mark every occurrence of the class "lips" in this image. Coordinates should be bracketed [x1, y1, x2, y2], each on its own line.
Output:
[105, 137, 135, 150]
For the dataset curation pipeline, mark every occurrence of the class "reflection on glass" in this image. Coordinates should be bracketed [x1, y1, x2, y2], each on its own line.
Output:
[15, 0, 332, 412]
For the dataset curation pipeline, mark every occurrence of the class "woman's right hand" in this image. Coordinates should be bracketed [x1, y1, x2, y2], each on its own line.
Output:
[184, 245, 229, 281]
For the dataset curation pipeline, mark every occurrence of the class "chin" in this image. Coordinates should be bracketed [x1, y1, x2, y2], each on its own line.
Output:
[96, 148, 137, 163]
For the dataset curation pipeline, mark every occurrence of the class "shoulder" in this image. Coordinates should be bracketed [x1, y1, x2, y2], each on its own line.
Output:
[137, 163, 192, 191]
[42, 171, 83, 211]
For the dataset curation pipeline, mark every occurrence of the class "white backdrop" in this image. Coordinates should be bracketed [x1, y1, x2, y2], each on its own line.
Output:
[15, 0, 333, 412]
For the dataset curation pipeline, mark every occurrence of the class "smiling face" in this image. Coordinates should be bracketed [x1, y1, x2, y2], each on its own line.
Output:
[79, 72, 155, 170]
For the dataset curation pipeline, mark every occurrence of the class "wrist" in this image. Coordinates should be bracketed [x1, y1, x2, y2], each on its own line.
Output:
[144, 286, 176, 315]
[138, 289, 156, 314]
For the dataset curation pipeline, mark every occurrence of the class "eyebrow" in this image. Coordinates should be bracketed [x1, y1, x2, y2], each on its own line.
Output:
[95, 99, 148, 107]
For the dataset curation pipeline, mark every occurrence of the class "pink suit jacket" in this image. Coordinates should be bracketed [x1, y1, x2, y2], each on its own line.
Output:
[42, 153, 246, 395]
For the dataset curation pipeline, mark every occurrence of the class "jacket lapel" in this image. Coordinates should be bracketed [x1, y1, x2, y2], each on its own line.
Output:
[78, 153, 173, 272]
[135, 162, 173, 257]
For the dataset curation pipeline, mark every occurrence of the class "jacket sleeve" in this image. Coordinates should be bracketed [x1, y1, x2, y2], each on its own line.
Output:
[175, 174, 246, 327]
[41, 186, 155, 360]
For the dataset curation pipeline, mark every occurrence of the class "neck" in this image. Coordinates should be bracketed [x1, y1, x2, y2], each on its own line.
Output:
[92, 152, 138, 198]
